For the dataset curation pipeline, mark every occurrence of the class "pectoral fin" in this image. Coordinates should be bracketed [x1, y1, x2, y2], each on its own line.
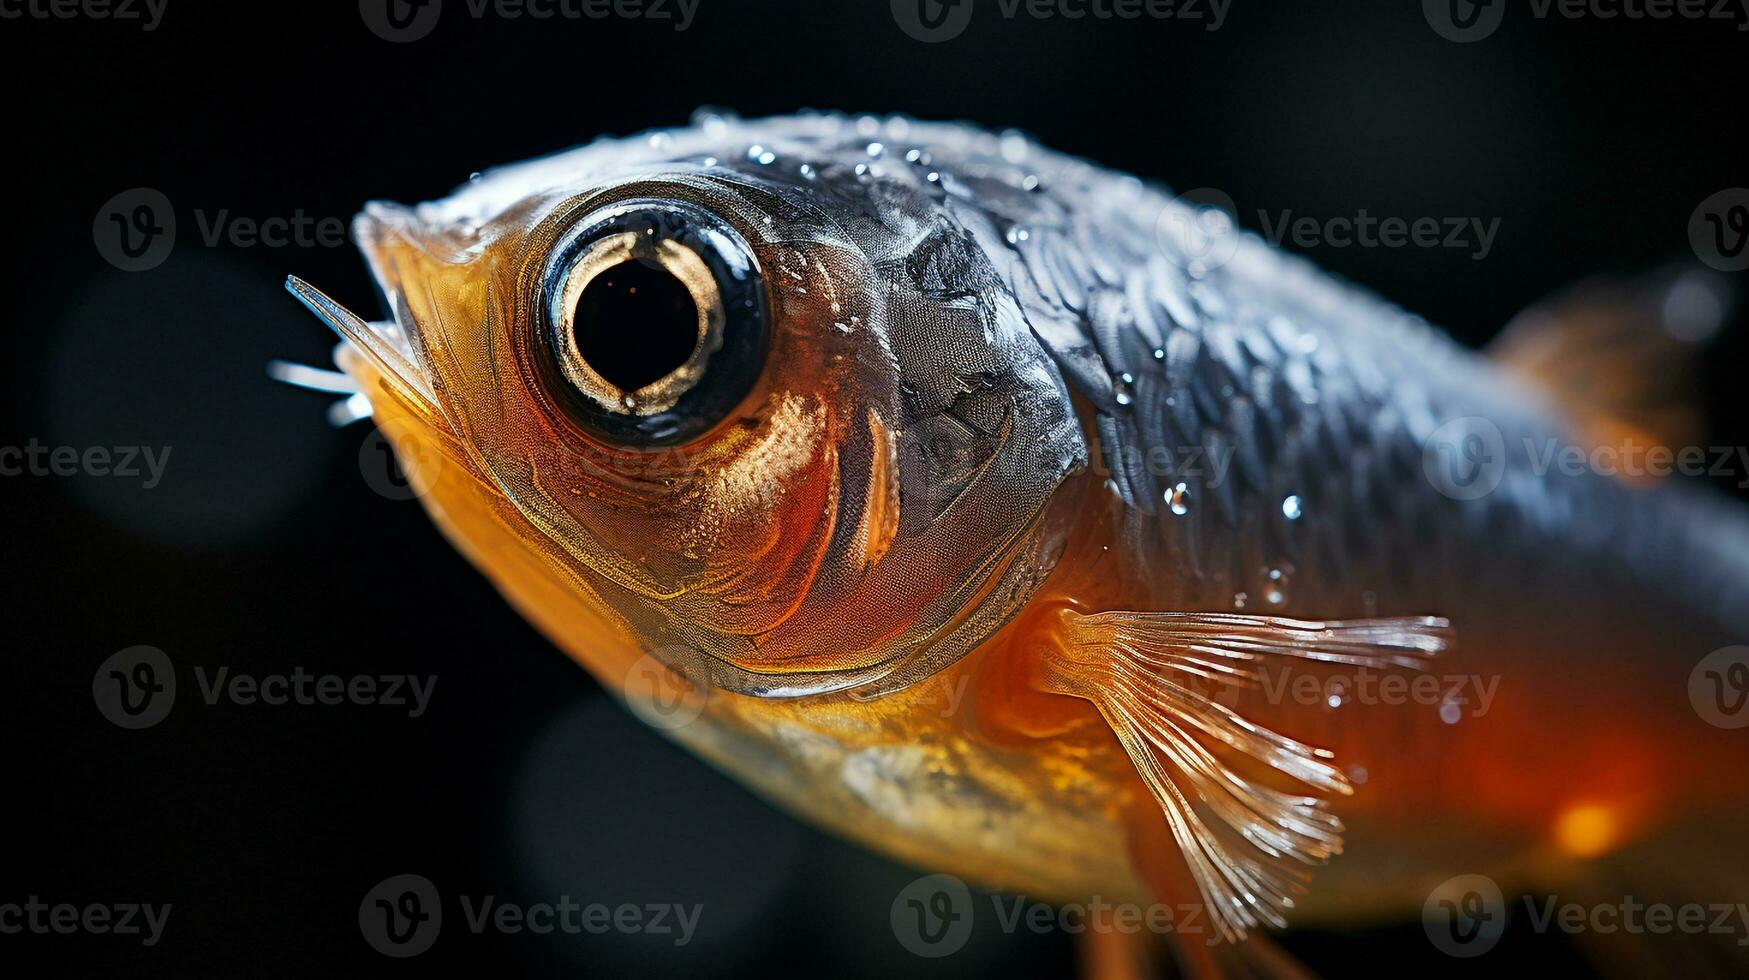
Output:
[1039, 609, 1451, 942]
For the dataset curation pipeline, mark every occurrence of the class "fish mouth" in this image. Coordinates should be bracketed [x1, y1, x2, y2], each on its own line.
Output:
[284, 275, 442, 418]
[284, 204, 456, 426]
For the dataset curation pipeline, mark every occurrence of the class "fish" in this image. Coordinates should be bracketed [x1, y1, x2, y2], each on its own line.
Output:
[279, 110, 1749, 977]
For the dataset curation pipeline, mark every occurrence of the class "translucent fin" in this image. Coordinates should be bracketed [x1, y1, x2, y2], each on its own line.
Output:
[265, 359, 359, 394]
[284, 275, 440, 419]
[1041, 609, 1452, 942]
[325, 392, 374, 427]
[266, 359, 375, 428]
[1490, 265, 1735, 457]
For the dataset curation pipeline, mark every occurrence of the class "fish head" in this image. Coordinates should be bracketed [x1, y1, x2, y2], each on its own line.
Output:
[324, 118, 1089, 699]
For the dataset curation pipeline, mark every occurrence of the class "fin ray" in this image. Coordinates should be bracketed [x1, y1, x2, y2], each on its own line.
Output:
[1042, 609, 1452, 941]
[284, 275, 442, 420]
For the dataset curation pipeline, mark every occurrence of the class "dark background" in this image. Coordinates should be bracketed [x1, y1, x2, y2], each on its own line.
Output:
[4, 0, 1746, 976]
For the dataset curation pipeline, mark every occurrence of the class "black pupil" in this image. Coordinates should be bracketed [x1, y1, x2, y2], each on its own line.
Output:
[572, 259, 699, 392]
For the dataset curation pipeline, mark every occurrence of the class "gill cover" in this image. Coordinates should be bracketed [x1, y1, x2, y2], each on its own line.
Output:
[346, 124, 1088, 698]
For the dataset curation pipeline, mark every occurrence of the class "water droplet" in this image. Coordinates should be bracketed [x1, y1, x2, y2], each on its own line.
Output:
[1165, 482, 1191, 516]
[798, 163, 815, 179]
[1004, 226, 1030, 244]
[467, 171, 483, 182]
[648, 132, 671, 150]
[1113, 375, 1134, 407]
[1263, 564, 1293, 607]
[695, 108, 732, 137]
[1439, 701, 1463, 725]
[1021, 174, 1042, 192]
[1233, 591, 1249, 609]
[702, 156, 719, 168]
[854, 163, 870, 177]
[1152, 347, 1166, 361]
[1347, 765, 1369, 785]
[1327, 693, 1343, 708]
[1281, 494, 1303, 521]
[905, 148, 925, 164]
[866, 142, 885, 158]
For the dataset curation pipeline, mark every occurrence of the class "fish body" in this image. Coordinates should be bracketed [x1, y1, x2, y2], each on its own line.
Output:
[289, 112, 1749, 972]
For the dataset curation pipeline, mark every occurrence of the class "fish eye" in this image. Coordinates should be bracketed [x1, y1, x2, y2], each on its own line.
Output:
[540, 200, 767, 446]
